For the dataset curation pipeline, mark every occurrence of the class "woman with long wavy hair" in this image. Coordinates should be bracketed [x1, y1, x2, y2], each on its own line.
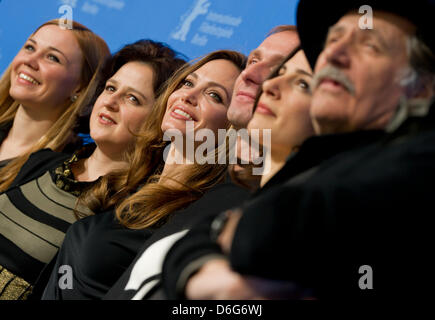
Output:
[0, 19, 111, 188]
[41, 49, 246, 300]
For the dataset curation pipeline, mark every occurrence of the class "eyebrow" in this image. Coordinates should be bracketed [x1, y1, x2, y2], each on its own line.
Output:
[189, 72, 231, 101]
[326, 24, 389, 50]
[248, 49, 261, 60]
[28, 38, 70, 63]
[107, 78, 148, 102]
[295, 68, 313, 77]
[279, 65, 313, 77]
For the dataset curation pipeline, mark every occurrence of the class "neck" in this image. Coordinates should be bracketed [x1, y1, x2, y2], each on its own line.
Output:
[160, 143, 194, 185]
[259, 148, 291, 188]
[74, 146, 128, 182]
[0, 104, 64, 160]
[8, 104, 62, 145]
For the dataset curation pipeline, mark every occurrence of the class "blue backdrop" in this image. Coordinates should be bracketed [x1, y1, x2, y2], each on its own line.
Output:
[0, 0, 299, 73]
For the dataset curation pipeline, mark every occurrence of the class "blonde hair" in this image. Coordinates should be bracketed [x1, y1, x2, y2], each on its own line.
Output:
[78, 50, 246, 229]
[0, 19, 110, 191]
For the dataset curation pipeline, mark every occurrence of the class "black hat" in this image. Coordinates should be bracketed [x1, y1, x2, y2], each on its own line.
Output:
[297, 0, 435, 69]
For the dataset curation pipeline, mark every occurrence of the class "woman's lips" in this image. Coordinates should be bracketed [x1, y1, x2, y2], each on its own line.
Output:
[255, 102, 276, 116]
[16, 72, 40, 86]
[170, 106, 196, 121]
[98, 112, 117, 125]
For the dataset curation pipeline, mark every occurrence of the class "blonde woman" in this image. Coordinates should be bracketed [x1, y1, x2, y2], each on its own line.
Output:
[0, 19, 110, 187]
[42, 49, 246, 299]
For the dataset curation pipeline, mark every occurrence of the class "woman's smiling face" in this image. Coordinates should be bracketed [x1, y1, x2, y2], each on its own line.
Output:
[161, 59, 241, 136]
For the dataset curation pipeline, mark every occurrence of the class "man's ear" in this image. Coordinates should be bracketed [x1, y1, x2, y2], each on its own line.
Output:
[408, 75, 435, 100]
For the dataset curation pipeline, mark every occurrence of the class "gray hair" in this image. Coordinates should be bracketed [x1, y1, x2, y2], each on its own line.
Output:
[400, 34, 435, 92]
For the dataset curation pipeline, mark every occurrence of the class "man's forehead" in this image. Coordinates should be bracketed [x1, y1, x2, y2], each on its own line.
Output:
[329, 11, 416, 39]
[250, 31, 299, 62]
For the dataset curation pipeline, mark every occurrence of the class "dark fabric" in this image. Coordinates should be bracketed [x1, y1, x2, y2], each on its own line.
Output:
[103, 175, 250, 300]
[229, 109, 435, 299]
[0, 121, 12, 146]
[0, 122, 14, 168]
[9, 149, 72, 189]
[50, 144, 96, 196]
[41, 210, 153, 300]
[161, 130, 386, 299]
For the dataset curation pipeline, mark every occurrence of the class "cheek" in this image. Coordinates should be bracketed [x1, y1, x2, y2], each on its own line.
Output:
[167, 90, 181, 109]
[123, 108, 151, 133]
[90, 98, 103, 120]
[202, 105, 228, 132]
[10, 54, 21, 72]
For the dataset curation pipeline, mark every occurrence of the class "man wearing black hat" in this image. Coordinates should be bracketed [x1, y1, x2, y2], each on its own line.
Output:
[162, 0, 435, 299]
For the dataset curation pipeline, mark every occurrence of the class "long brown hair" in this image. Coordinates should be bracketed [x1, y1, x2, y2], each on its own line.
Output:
[74, 40, 187, 218]
[0, 19, 110, 191]
[88, 50, 246, 229]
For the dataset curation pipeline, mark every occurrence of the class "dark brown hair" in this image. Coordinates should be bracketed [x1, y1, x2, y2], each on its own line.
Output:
[75, 40, 187, 219]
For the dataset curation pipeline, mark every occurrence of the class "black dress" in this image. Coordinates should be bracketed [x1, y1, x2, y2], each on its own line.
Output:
[41, 210, 154, 300]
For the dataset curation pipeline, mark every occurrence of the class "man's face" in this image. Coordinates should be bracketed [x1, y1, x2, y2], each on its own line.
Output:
[310, 12, 416, 134]
[227, 30, 300, 128]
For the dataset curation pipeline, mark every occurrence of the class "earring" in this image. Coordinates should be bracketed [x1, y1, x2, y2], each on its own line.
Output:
[71, 95, 78, 102]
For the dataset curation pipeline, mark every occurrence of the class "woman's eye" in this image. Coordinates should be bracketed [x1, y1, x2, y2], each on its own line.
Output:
[296, 79, 311, 92]
[128, 95, 139, 104]
[105, 85, 115, 92]
[24, 44, 35, 52]
[47, 54, 60, 63]
[209, 92, 223, 103]
[182, 79, 194, 87]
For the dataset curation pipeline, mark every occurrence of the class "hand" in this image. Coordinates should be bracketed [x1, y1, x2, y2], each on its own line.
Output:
[185, 259, 307, 300]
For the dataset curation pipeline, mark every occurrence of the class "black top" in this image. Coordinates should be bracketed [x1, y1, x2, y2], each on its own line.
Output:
[0, 122, 13, 168]
[41, 210, 154, 300]
[103, 175, 251, 300]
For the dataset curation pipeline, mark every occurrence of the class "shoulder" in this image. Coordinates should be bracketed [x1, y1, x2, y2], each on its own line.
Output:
[10, 149, 72, 188]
